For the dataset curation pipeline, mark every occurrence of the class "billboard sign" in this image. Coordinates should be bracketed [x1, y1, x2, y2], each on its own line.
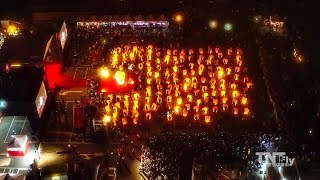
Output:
[59, 21, 67, 50]
[35, 81, 47, 118]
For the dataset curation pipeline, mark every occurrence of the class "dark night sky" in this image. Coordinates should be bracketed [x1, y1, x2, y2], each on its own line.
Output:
[0, 0, 318, 61]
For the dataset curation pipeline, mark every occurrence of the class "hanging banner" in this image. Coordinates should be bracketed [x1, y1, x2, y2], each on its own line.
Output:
[59, 21, 68, 50]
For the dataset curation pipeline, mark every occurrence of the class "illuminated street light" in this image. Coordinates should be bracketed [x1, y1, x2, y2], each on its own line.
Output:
[174, 14, 184, 24]
[209, 20, 218, 29]
[0, 100, 7, 108]
[224, 23, 232, 31]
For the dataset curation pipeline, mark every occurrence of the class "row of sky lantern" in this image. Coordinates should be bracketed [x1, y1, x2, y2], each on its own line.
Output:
[102, 45, 253, 126]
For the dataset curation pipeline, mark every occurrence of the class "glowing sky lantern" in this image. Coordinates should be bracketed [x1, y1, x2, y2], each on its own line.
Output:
[234, 74, 239, 81]
[222, 97, 228, 104]
[183, 109, 188, 117]
[233, 108, 239, 115]
[129, 52, 135, 60]
[105, 106, 111, 113]
[133, 118, 138, 124]
[213, 99, 218, 106]
[173, 65, 178, 73]
[122, 118, 128, 125]
[194, 114, 200, 121]
[112, 112, 118, 119]
[221, 90, 226, 97]
[176, 98, 183, 106]
[193, 106, 198, 113]
[232, 99, 238, 106]
[243, 108, 250, 115]
[203, 92, 209, 100]
[183, 84, 189, 91]
[174, 106, 181, 114]
[112, 54, 119, 66]
[187, 94, 193, 102]
[167, 113, 173, 121]
[226, 68, 231, 75]
[146, 113, 152, 120]
[232, 90, 239, 98]
[205, 116, 211, 123]
[202, 106, 209, 115]
[218, 70, 224, 78]
[154, 72, 160, 79]
[241, 97, 248, 105]
[223, 104, 228, 111]
[213, 106, 218, 113]
[196, 99, 202, 106]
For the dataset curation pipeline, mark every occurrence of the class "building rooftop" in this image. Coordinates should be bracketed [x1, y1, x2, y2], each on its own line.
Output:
[0, 35, 47, 65]
[0, 66, 43, 102]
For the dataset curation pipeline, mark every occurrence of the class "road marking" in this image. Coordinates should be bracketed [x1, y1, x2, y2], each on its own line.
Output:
[221, 173, 230, 179]
[56, 102, 68, 142]
[19, 116, 27, 135]
[69, 132, 73, 143]
[41, 141, 121, 145]
[85, 67, 89, 78]
[56, 100, 76, 103]
[41, 141, 97, 145]
[73, 67, 78, 79]
[59, 91, 83, 96]
[4, 116, 15, 143]
[48, 131, 73, 134]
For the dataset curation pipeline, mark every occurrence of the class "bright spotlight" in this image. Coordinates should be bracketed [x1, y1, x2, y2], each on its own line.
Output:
[224, 23, 233, 31]
[7, 25, 18, 35]
[99, 68, 110, 78]
[209, 20, 218, 29]
[0, 100, 7, 108]
[103, 115, 112, 124]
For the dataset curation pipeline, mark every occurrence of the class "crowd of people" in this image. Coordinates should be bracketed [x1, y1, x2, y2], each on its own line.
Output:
[67, 19, 318, 179]
[70, 24, 171, 67]
[140, 129, 285, 179]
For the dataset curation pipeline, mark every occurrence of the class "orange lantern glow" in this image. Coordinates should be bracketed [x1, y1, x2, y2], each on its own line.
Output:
[222, 97, 228, 104]
[233, 108, 239, 115]
[232, 90, 239, 98]
[241, 97, 248, 105]
[174, 106, 181, 114]
[205, 116, 211, 123]
[194, 114, 200, 121]
[146, 113, 152, 120]
[243, 108, 250, 115]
